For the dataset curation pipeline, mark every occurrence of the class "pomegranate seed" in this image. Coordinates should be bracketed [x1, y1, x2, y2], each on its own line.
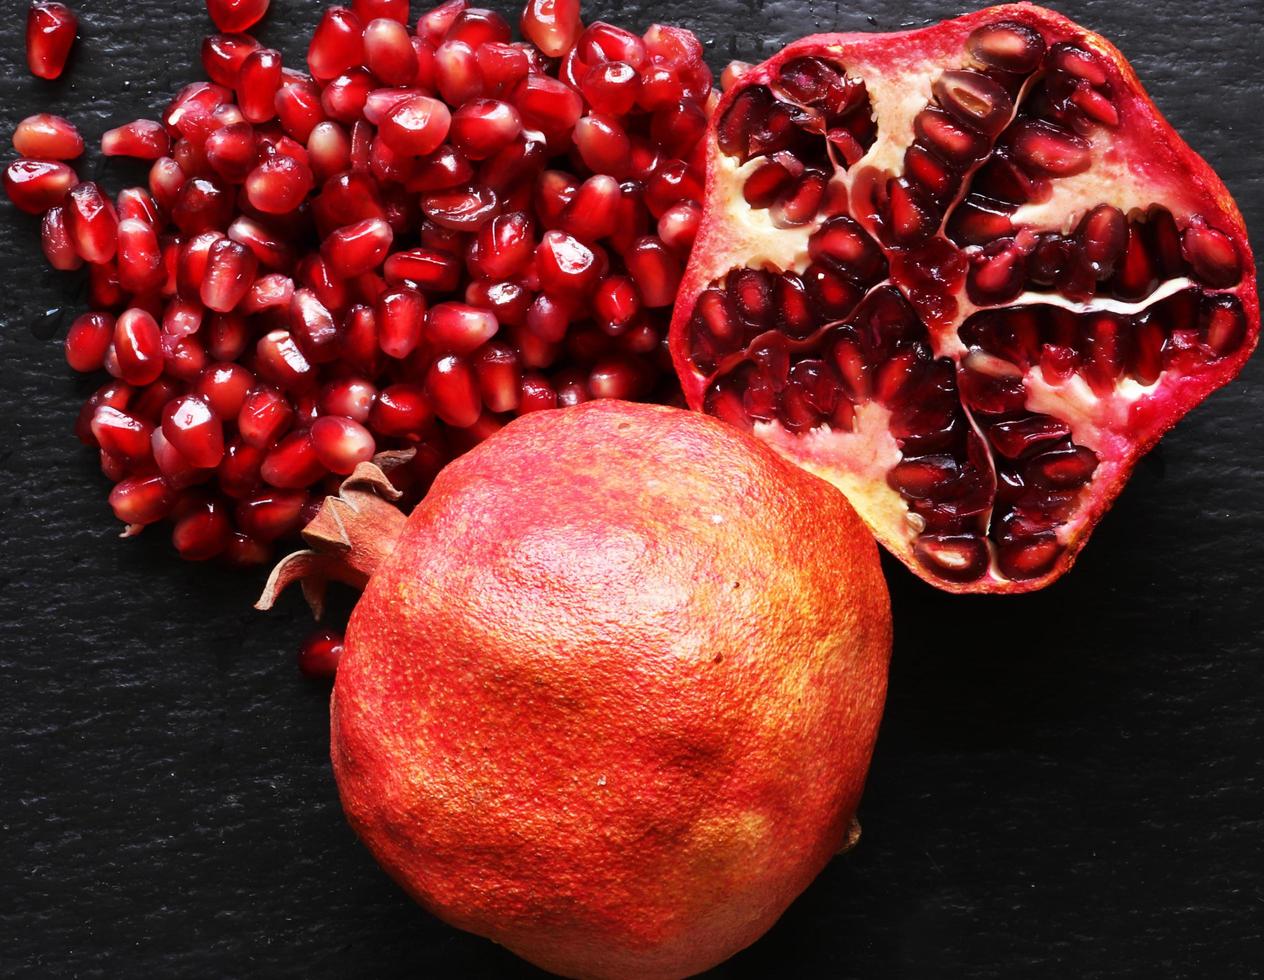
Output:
[148, 157, 186, 211]
[171, 497, 232, 560]
[91, 406, 154, 462]
[476, 42, 530, 96]
[206, 0, 269, 32]
[306, 121, 353, 181]
[238, 385, 294, 448]
[200, 237, 258, 313]
[256, 329, 316, 391]
[308, 6, 365, 82]
[657, 199, 700, 253]
[321, 68, 374, 123]
[220, 531, 271, 566]
[109, 475, 173, 526]
[449, 99, 522, 160]
[26, 1, 77, 80]
[370, 383, 432, 435]
[41, 205, 81, 270]
[526, 293, 571, 343]
[297, 629, 344, 678]
[202, 33, 261, 85]
[593, 275, 641, 332]
[513, 74, 583, 135]
[560, 173, 620, 242]
[624, 236, 681, 307]
[422, 183, 498, 230]
[573, 113, 631, 177]
[196, 362, 255, 419]
[172, 177, 235, 234]
[322, 217, 393, 278]
[355, 0, 408, 21]
[581, 61, 641, 116]
[517, 372, 558, 413]
[116, 218, 165, 293]
[384, 247, 461, 290]
[537, 230, 603, 296]
[64, 182, 120, 264]
[311, 415, 376, 473]
[426, 302, 498, 354]
[162, 394, 226, 468]
[473, 342, 520, 412]
[235, 488, 308, 540]
[234, 48, 283, 124]
[101, 120, 169, 160]
[64, 312, 114, 371]
[13, 114, 82, 159]
[467, 211, 533, 279]
[376, 287, 427, 358]
[113, 309, 164, 385]
[262, 430, 327, 487]
[364, 17, 417, 85]
[4, 159, 76, 214]
[425, 354, 481, 427]
[379, 94, 453, 155]
[520, 0, 580, 57]
[275, 77, 327, 142]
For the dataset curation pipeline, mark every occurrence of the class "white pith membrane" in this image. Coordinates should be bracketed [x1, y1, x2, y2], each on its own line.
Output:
[679, 17, 1252, 590]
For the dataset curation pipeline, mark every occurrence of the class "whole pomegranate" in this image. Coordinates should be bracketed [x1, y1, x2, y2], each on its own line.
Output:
[261, 400, 890, 979]
[670, 4, 1257, 592]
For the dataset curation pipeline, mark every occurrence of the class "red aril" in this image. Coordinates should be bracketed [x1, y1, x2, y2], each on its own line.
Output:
[109, 475, 173, 526]
[321, 217, 393, 278]
[113, 309, 164, 386]
[378, 94, 453, 156]
[27, 2, 77, 80]
[162, 394, 226, 468]
[206, 0, 269, 33]
[101, 120, 170, 160]
[64, 313, 113, 372]
[297, 628, 344, 678]
[5, 159, 76, 214]
[311, 415, 377, 473]
[261, 430, 327, 487]
[13, 114, 82, 159]
[670, 6, 1258, 592]
[308, 7, 365, 82]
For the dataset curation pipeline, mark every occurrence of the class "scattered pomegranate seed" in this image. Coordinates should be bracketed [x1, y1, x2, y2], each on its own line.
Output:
[13, 113, 82, 159]
[4, 159, 76, 214]
[206, 0, 270, 33]
[26, 1, 77, 80]
[101, 120, 170, 160]
[297, 628, 344, 678]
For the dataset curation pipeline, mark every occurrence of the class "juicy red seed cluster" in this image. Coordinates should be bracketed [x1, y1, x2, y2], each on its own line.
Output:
[13, 0, 711, 565]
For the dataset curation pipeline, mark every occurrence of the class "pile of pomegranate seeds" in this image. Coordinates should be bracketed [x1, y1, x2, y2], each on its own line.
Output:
[8, 0, 712, 567]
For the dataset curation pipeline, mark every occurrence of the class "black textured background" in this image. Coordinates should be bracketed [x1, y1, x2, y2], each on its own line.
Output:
[1, 1, 1261, 977]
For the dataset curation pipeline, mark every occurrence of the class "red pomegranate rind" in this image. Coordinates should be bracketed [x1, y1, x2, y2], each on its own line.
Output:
[669, 3, 1257, 593]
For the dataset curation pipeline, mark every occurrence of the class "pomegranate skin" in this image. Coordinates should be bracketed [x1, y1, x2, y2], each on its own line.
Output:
[331, 400, 890, 979]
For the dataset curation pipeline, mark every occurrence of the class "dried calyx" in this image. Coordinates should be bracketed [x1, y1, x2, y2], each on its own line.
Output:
[256, 450, 413, 618]
[671, 4, 1257, 592]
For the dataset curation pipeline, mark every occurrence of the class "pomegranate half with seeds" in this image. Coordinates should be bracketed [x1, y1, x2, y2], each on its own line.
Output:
[670, 4, 1257, 592]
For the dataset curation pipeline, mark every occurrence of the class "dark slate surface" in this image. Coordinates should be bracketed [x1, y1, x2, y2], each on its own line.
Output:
[1, 0, 1261, 976]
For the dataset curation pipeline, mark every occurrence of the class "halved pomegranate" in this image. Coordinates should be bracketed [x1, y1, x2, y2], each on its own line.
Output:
[670, 4, 1257, 592]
